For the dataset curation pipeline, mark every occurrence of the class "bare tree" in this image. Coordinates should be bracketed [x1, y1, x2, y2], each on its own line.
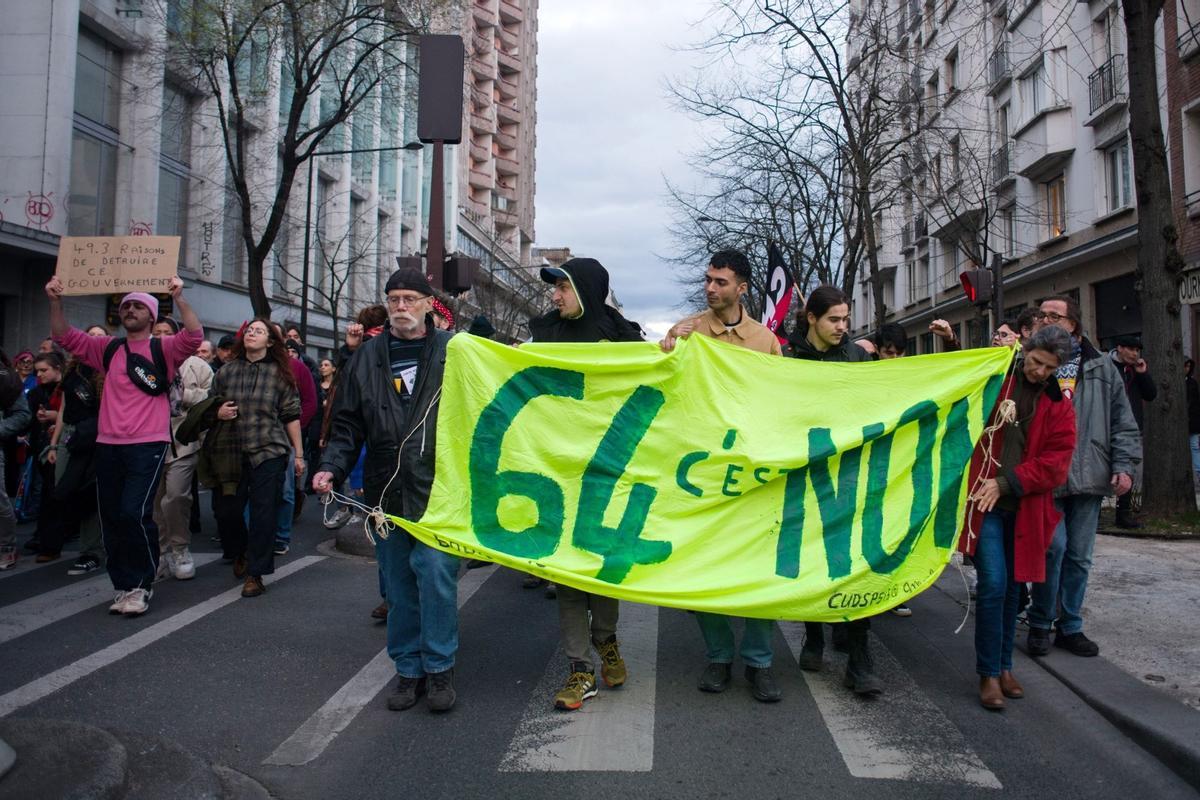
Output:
[1120, 0, 1193, 514]
[157, 0, 439, 317]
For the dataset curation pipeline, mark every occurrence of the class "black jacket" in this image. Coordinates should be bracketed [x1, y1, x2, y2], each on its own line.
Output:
[319, 327, 453, 519]
[789, 335, 872, 363]
[528, 258, 643, 343]
[1109, 351, 1156, 430]
[1187, 376, 1200, 436]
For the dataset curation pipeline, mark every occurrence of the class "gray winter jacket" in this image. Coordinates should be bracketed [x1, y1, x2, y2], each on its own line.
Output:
[0, 392, 30, 441]
[1059, 338, 1142, 497]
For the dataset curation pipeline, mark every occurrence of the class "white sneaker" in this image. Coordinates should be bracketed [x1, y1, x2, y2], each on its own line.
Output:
[169, 547, 196, 580]
[155, 557, 170, 583]
[324, 506, 353, 530]
[0, 544, 16, 571]
[109, 591, 129, 614]
[121, 588, 151, 616]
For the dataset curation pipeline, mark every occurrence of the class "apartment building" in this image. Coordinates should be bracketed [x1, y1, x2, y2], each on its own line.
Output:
[0, 0, 544, 353]
[848, 0, 1144, 352]
[1166, 0, 1200, 355]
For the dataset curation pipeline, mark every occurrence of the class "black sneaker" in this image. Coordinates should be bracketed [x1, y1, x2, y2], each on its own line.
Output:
[386, 675, 427, 711]
[67, 554, 101, 576]
[745, 666, 782, 702]
[698, 662, 731, 693]
[273, 541, 289, 556]
[426, 669, 457, 713]
[1027, 627, 1051, 656]
[1054, 631, 1100, 657]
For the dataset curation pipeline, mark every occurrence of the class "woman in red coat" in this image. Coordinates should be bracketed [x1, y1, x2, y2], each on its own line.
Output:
[960, 325, 1076, 710]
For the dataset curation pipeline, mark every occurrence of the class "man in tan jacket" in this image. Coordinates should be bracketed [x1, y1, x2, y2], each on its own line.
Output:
[661, 249, 784, 702]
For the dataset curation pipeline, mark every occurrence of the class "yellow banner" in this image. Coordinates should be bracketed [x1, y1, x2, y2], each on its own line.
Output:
[393, 334, 1011, 621]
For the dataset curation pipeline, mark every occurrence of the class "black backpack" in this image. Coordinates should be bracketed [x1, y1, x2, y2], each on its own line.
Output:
[103, 337, 169, 396]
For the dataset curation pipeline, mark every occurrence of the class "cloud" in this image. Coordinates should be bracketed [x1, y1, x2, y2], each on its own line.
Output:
[534, 0, 716, 328]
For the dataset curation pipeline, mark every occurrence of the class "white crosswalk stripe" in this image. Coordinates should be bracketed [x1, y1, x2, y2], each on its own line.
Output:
[0, 550, 80, 580]
[500, 601, 659, 773]
[263, 565, 499, 767]
[0, 555, 326, 718]
[779, 621, 1002, 788]
[0, 553, 222, 645]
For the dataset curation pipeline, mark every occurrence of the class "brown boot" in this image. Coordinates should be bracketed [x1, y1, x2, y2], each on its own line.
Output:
[371, 601, 388, 620]
[999, 670, 1024, 699]
[241, 575, 265, 598]
[233, 556, 248, 579]
[979, 676, 1005, 710]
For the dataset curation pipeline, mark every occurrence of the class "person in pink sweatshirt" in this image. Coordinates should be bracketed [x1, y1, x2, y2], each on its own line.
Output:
[46, 276, 202, 616]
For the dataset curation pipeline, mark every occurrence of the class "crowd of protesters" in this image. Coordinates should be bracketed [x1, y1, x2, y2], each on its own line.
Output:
[0, 247, 1163, 718]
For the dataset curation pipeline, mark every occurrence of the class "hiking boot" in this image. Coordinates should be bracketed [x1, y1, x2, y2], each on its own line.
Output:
[745, 666, 782, 703]
[121, 588, 151, 616]
[1027, 627, 1051, 656]
[386, 675, 427, 711]
[595, 635, 627, 688]
[844, 632, 882, 696]
[799, 622, 825, 671]
[697, 662, 732, 693]
[1054, 630, 1099, 657]
[426, 669, 457, 713]
[554, 666, 598, 710]
[108, 591, 129, 614]
[241, 576, 265, 598]
[979, 676, 1005, 710]
[68, 554, 100, 576]
[999, 670, 1024, 699]
[371, 601, 388, 620]
[0, 544, 17, 571]
[167, 547, 196, 580]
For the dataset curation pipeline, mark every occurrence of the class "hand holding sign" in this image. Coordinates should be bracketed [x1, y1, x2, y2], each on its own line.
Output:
[55, 236, 181, 296]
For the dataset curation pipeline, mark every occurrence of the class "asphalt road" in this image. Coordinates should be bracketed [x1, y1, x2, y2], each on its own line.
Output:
[0, 502, 1196, 800]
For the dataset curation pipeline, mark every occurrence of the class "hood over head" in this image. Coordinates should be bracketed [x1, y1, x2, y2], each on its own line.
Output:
[529, 258, 642, 344]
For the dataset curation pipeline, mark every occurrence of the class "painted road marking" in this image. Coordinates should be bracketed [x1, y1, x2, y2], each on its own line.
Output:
[779, 621, 1002, 788]
[0, 556, 326, 718]
[0, 553, 222, 644]
[500, 601, 658, 773]
[263, 565, 498, 767]
[0, 550, 80, 581]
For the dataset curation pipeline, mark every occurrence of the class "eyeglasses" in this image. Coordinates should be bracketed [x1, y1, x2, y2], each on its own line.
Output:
[387, 294, 429, 308]
[243, 326, 271, 336]
[1033, 311, 1067, 323]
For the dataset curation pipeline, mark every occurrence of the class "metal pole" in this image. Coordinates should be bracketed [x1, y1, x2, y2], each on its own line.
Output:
[991, 252, 1004, 332]
[299, 157, 315, 343]
[426, 140, 445, 288]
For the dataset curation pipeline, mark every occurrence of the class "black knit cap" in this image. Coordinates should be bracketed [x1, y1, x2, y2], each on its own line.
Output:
[384, 268, 434, 296]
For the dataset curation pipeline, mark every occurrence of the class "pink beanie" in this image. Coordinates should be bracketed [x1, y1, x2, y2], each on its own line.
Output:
[119, 292, 159, 319]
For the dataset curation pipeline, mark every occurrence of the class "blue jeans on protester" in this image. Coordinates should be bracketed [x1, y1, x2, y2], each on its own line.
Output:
[1028, 494, 1103, 635]
[974, 510, 1019, 677]
[695, 613, 774, 668]
[274, 446, 295, 545]
[1190, 434, 1200, 477]
[375, 527, 460, 677]
[95, 442, 168, 591]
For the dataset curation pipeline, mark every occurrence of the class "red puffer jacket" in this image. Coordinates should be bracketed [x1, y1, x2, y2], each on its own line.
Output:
[959, 370, 1077, 582]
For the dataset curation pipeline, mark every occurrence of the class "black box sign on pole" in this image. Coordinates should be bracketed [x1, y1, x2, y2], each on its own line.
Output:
[394, 256, 423, 273]
[417, 34, 465, 145]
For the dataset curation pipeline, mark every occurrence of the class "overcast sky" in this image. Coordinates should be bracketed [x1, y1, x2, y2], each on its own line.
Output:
[533, 1, 717, 339]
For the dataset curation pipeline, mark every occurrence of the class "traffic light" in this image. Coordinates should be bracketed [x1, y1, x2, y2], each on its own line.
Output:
[960, 268, 993, 306]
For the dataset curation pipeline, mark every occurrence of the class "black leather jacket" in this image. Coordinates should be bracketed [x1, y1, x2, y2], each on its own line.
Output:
[319, 327, 453, 519]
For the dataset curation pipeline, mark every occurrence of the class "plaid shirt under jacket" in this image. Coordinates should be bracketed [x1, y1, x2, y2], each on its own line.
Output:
[211, 356, 301, 467]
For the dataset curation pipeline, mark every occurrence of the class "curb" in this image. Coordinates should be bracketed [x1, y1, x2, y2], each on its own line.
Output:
[1027, 645, 1200, 792]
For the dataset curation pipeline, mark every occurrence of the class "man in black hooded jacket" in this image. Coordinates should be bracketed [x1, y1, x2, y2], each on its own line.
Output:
[528, 257, 643, 711]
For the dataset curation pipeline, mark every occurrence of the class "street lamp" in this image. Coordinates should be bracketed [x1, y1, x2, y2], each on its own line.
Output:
[299, 141, 425, 343]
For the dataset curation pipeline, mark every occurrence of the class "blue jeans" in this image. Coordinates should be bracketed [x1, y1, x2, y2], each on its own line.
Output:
[1028, 495, 1102, 635]
[375, 529, 460, 677]
[1190, 434, 1200, 477]
[695, 613, 774, 668]
[974, 511, 1019, 677]
[275, 446, 295, 544]
[95, 442, 168, 591]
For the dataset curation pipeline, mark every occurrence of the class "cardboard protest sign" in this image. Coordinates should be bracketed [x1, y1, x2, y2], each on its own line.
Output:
[55, 236, 180, 295]
[391, 334, 1013, 622]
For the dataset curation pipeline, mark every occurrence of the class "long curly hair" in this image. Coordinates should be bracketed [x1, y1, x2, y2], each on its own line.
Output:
[232, 316, 297, 389]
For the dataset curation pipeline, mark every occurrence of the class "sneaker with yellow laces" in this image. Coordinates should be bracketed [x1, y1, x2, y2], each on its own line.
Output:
[553, 664, 598, 710]
[595, 635, 627, 688]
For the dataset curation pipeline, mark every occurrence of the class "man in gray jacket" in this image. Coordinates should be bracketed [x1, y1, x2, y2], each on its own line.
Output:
[1026, 296, 1141, 657]
[0, 354, 32, 570]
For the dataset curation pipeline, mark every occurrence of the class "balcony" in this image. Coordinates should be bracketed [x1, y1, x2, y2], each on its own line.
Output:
[498, 26, 519, 53]
[901, 223, 914, 251]
[497, 49, 521, 73]
[1013, 107, 1074, 180]
[471, 51, 494, 80]
[472, 33, 492, 55]
[991, 142, 1014, 186]
[988, 42, 1010, 93]
[494, 129, 517, 150]
[915, 213, 928, 239]
[469, 167, 494, 190]
[1179, 20, 1200, 60]
[494, 151, 519, 175]
[469, 141, 490, 164]
[498, 75, 519, 99]
[497, 98, 521, 124]
[499, 0, 524, 23]
[470, 105, 496, 134]
[1086, 55, 1126, 124]
[472, 1, 497, 27]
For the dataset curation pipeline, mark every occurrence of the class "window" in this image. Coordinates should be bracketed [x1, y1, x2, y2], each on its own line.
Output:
[314, 178, 332, 292]
[1001, 205, 1016, 256]
[944, 49, 959, 94]
[157, 84, 192, 251]
[1044, 174, 1066, 238]
[1019, 64, 1045, 119]
[906, 260, 925, 301]
[997, 104, 1010, 139]
[950, 136, 961, 183]
[69, 29, 122, 236]
[1104, 139, 1133, 212]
